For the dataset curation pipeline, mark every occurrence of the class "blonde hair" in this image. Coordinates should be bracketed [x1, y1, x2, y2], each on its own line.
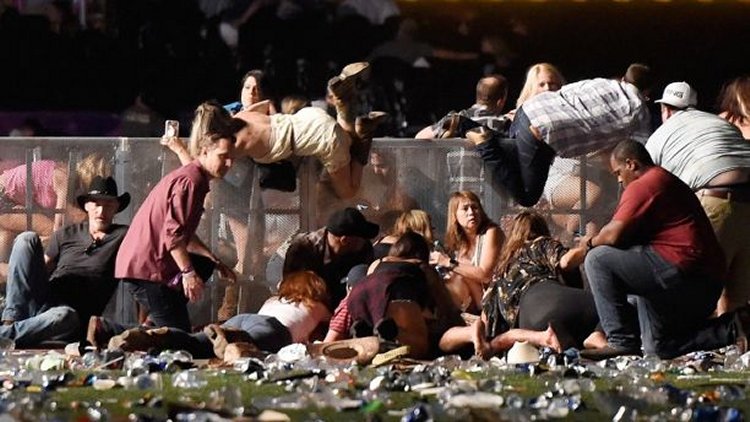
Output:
[516, 63, 566, 108]
[76, 153, 112, 191]
[391, 210, 434, 244]
[188, 101, 245, 157]
[444, 191, 495, 254]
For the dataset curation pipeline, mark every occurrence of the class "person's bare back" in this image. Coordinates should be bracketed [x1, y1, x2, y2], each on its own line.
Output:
[234, 110, 273, 159]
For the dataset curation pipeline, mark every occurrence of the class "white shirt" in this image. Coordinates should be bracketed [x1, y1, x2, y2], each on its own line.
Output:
[258, 297, 331, 343]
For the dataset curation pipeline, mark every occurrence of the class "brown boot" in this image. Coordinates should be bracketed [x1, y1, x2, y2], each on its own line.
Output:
[203, 324, 254, 359]
[223, 342, 262, 364]
[86, 316, 114, 349]
[354, 111, 389, 140]
[217, 285, 239, 322]
[328, 62, 370, 99]
[328, 62, 370, 131]
[108, 326, 171, 352]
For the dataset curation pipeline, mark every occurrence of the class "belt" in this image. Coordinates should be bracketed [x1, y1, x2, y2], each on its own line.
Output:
[697, 187, 750, 202]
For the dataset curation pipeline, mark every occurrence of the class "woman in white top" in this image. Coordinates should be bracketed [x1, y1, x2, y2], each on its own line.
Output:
[107, 271, 331, 361]
[219, 270, 331, 348]
[431, 191, 503, 314]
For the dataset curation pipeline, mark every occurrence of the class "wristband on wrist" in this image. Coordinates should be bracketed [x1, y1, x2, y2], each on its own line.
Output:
[181, 266, 194, 274]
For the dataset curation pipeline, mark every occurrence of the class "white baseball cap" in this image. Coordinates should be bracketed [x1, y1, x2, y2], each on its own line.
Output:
[655, 81, 698, 109]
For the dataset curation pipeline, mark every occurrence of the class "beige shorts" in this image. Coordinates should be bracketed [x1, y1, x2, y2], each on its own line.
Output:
[700, 194, 750, 309]
[257, 107, 351, 173]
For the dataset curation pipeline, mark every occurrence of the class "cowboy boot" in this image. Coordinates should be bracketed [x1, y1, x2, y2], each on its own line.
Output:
[217, 285, 239, 322]
[354, 111, 389, 140]
[223, 342, 263, 364]
[328, 62, 370, 132]
[349, 111, 389, 166]
[107, 326, 172, 352]
[203, 323, 255, 359]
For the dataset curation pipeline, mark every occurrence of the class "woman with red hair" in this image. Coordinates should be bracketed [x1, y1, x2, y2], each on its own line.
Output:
[107, 270, 331, 362]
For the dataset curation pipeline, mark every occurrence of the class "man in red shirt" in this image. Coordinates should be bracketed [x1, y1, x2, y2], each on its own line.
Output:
[113, 116, 240, 333]
[581, 140, 748, 359]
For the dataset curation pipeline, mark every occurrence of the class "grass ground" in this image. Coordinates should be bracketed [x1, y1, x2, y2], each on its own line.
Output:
[7, 359, 748, 421]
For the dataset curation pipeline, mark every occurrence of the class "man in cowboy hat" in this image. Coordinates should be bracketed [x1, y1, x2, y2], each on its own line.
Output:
[0, 176, 130, 347]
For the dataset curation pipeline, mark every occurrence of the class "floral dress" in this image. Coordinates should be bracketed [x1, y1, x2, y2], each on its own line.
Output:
[482, 236, 567, 338]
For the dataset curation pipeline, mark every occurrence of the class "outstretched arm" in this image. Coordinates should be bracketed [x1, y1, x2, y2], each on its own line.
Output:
[188, 234, 236, 284]
[161, 136, 192, 165]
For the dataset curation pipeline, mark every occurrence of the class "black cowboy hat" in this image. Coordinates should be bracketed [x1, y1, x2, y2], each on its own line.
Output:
[76, 176, 131, 213]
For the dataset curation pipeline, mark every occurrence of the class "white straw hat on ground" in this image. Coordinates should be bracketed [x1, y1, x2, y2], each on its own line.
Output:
[506, 341, 540, 364]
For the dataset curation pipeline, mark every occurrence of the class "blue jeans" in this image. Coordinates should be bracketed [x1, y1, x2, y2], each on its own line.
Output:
[124, 279, 192, 331]
[167, 313, 292, 357]
[0, 232, 80, 346]
[223, 313, 291, 353]
[585, 245, 734, 358]
[475, 107, 556, 207]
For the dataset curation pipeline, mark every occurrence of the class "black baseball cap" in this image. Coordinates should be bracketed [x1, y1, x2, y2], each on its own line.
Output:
[326, 207, 379, 239]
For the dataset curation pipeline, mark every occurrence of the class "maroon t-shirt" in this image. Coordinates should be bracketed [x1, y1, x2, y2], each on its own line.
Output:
[612, 166, 724, 277]
[115, 161, 210, 282]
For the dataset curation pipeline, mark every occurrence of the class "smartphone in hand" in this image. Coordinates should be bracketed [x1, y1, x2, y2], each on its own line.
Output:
[164, 120, 179, 138]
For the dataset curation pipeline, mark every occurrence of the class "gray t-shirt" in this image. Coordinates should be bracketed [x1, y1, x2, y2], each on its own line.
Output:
[646, 109, 750, 189]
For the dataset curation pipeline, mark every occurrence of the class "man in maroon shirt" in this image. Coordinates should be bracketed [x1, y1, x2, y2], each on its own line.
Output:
[113, 119, 240, 333]
[580, 140, 749, 359]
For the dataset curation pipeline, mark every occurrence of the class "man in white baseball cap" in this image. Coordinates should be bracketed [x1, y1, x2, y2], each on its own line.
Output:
[654, 81, 698, 110]
[646, 81, 750, 317]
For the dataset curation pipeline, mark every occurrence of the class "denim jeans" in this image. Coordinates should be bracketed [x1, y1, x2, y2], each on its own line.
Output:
[124, 280, 193, 332]
[0, 232, 80, 346]
[475, 107, 556, 207]
[223, 313, 292, 353]
[0, 305, 80, 347]
[585, 245, 734, 358]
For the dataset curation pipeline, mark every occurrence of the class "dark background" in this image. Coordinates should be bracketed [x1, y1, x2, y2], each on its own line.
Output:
[0, 1, 748, 134]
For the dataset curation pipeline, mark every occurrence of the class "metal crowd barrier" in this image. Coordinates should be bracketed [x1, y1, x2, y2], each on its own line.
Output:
[0, 137, 618, 326]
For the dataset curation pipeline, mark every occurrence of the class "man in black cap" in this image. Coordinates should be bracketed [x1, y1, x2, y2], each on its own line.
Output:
[0, 176, 130, 347]
[283, 207, 377, 308]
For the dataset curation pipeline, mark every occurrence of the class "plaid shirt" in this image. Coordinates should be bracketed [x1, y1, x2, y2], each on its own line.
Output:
[431, 104, 511, 138]
[522, 78, 652, 158]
